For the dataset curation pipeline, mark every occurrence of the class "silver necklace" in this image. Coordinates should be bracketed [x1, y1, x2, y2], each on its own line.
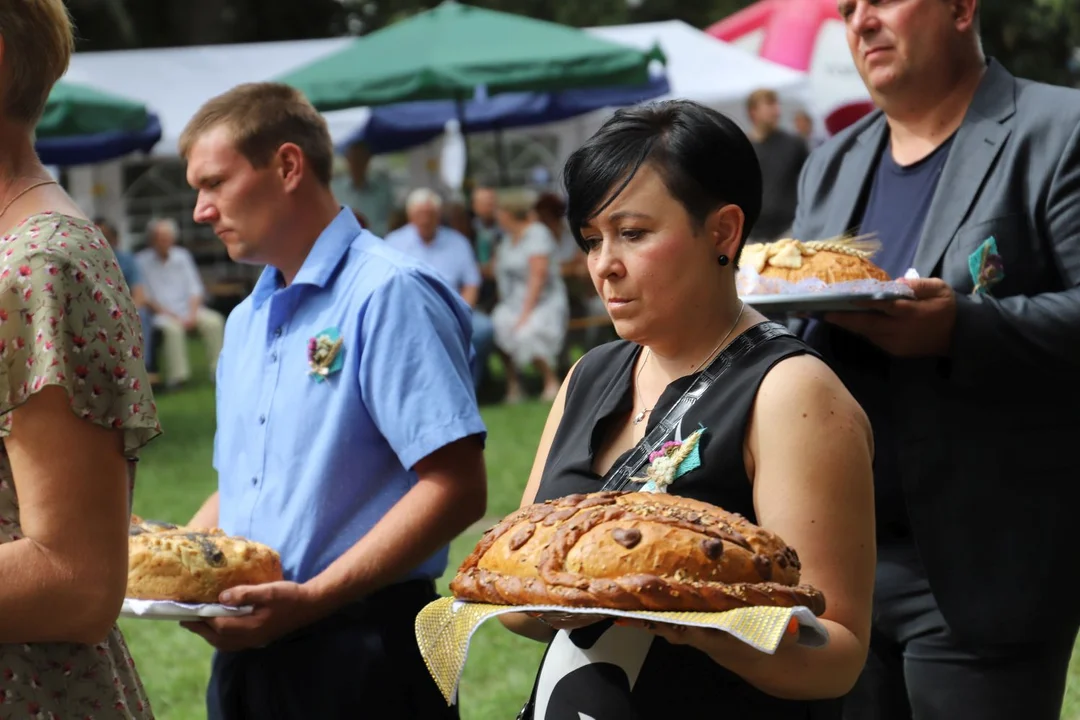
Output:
[632, 300, 746, 425]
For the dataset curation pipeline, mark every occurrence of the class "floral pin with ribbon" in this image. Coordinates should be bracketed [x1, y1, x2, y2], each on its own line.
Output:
[630, 427, 705, 494]
[307, 327, 344, 382]
[968, 236, 1005, 296]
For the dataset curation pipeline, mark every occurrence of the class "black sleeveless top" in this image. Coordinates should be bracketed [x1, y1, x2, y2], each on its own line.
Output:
[527, 321, 841, 719]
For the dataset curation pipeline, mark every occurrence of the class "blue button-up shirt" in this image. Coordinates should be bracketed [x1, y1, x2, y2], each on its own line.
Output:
[213, 208, 486, 584]
[383, 224, 481, 293]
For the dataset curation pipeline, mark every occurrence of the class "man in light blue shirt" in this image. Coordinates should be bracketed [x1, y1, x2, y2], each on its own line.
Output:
[384, 187, 494, 388]
[177, 82, 487, 720]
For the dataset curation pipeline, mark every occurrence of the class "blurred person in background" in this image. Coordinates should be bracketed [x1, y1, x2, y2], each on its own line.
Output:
[0, 1, 162, 717]
[534, 191, 583, 276]
[443, 200, 473, 242]
[746, 89, 809, 242]
[491, 187, 568, 402]
[330, 139, 394, 238]
[97, 216, 154, 370]
[470, 185, 501, 269]
[794, 109, 826, 149]
[178, 82, 486, 719]
[385, 188, 494, 389]
[135, 217, 224, 390]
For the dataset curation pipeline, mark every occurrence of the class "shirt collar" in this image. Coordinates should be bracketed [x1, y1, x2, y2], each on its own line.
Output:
[252, 207, 361, 309]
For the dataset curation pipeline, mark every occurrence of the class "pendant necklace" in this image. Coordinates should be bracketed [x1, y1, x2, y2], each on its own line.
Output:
[632, 301, 746, 425]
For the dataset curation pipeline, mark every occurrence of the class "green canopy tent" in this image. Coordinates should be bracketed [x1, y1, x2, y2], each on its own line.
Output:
[38, 81, 150, 138]
[278, 0, 664, 109]
[278, 1, 664, 187]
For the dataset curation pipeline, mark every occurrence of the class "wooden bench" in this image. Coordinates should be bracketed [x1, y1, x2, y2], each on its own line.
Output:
[207, 281, 250, 299]
[559, 313, 616, 374]
[567, 314, 612, 331]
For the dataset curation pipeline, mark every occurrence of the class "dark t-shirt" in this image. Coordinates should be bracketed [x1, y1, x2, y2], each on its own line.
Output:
[752, 130, 810, 240]
[803, 135, 954, 542]
[527, 322, 840, 719]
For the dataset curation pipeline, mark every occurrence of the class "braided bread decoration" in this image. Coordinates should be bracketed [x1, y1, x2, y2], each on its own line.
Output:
[741, 237, 890, 284]
[450, 492, 826, 615]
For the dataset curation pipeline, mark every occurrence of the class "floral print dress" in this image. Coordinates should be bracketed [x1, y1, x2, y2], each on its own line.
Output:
[0, 213, 162, 719]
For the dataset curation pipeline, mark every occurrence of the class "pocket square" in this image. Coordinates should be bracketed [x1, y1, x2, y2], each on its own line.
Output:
[968, 236, 1005, 295]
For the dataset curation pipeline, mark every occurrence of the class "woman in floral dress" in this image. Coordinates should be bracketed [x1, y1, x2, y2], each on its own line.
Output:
[0, 1, 162, 718]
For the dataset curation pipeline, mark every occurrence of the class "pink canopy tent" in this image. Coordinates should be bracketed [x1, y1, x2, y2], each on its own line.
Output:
[707, 0, 874, 135]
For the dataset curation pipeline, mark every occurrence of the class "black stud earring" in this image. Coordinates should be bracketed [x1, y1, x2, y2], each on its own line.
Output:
[717, 255, 730, 266]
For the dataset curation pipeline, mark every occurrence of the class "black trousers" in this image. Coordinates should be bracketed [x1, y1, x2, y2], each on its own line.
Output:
[842, 543, 1077, 720]
[206, 579, 457, 720]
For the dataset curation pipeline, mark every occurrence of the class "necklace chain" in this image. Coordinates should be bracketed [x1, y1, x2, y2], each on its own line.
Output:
[632, 300, 746, 426]
[0, 177, 58, 225]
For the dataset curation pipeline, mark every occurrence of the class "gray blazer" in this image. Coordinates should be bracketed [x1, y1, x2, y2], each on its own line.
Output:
[792, 59, 1080, 644]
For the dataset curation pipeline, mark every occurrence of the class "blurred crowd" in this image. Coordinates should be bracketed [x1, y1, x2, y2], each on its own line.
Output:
[95, 86, 815, 404]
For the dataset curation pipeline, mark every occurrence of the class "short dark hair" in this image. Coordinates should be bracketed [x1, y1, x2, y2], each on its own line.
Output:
[563, 99, 762, 262]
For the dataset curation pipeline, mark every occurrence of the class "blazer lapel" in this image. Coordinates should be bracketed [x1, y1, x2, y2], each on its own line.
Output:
[828, 117, 888, 237]
[912, 60, 1017, 277]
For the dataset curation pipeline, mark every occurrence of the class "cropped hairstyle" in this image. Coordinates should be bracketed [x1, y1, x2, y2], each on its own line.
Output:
[562, 99, 762, 264]
[179, 82, 334, 186]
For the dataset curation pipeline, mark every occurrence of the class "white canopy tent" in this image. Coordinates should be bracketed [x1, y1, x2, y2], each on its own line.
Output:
[58, 22, 812, 223]
[63, 37, 370, 158]
[589, 20, 809, 123]
[63, 20, 808, 162]
[402, 19, 812, 190]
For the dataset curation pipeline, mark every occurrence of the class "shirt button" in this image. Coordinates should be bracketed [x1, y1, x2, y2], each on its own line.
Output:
[270, 353, 278, 363]
[274, 327, 283, 337]
[258, 414, 266, 425]
[251, 476, 258, 486]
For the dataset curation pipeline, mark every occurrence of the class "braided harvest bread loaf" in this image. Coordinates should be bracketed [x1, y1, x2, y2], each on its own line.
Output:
[450, 492, 826, 615]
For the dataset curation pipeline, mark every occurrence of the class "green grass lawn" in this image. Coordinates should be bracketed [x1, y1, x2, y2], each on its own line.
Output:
[121, 370, 1080, 719]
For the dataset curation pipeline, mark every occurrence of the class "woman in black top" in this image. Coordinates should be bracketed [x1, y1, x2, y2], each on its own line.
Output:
[497, 100, 876, 718]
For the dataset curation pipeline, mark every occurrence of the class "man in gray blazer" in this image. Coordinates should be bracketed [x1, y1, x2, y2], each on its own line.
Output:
[791, 1, 1080, 718]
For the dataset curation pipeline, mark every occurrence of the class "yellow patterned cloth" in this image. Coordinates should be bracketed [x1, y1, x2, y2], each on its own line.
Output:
[415, 598, 829, 704]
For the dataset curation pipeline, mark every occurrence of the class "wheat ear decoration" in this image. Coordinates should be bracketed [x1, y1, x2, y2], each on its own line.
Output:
[800, 233, 882, 259]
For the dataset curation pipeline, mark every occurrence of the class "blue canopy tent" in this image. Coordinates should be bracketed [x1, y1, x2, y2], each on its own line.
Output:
[36, 112, 162, 166]
[339, 74, 671, 156]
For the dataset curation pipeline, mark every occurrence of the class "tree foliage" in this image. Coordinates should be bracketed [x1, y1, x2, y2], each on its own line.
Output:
[66, 0, 1078, 87]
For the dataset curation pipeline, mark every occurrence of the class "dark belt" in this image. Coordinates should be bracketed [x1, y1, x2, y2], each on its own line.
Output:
[274, 578, 437, 646]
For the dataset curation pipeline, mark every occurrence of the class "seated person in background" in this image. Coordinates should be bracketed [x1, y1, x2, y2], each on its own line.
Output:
[135, 217, 225, 389]
[384, 188, 494, 389]
[96, 217, 154, 370]
[470, 186, 501, 269]
[533, 191, 582, 277]
[443, 200, 474, 242]
[491, 187, 569, 403]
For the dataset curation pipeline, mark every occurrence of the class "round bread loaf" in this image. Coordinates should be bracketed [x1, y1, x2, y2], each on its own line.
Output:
[450, 491, 826, 615]
[741, 238, 890, 286]
[759, 249, 889, 284]
[127, 526, 283, 604]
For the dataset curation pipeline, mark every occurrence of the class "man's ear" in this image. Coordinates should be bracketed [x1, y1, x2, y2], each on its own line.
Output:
[277, 143, 305, 192]
[952, 0, 979, 31]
